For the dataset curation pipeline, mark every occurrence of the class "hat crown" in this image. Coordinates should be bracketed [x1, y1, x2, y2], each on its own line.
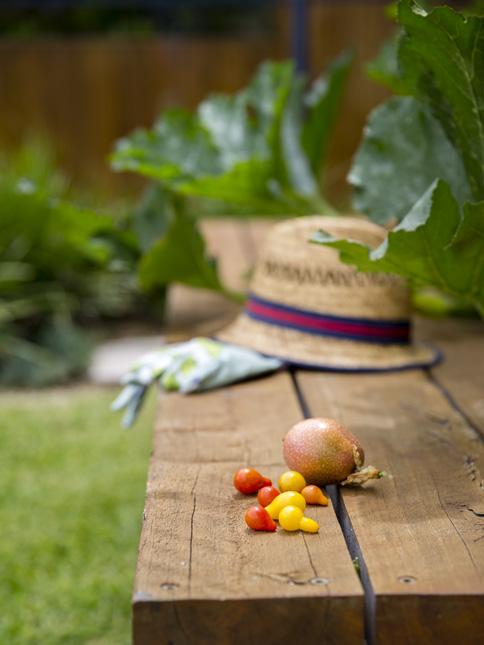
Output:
[218, 215, 438, 371]
[250, 216, 410, 320]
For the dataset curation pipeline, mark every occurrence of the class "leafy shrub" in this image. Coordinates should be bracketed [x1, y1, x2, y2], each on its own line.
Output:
[0, 142, 141, 386]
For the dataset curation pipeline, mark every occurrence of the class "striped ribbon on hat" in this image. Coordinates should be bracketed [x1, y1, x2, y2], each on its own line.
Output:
[246, 293, 410, 345]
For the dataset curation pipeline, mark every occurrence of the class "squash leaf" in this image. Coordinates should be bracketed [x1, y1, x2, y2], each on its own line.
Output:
[112, 57, 352, 216]
[313, 180, 484, 313]
[350, 0, 484, 223]
[138, 199, 242, 303]
[302, 50, 353, 176]
[350, 97, 472, 223]
[398, 0, 484, 199]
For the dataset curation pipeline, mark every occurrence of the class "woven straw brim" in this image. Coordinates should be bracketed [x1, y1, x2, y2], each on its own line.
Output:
[217, 313, 440, 372]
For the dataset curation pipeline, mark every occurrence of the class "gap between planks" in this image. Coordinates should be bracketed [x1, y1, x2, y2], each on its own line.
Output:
[295, 367, 484, 645]
[425, 368, 484, 441]
[291, 370, 377, 645]
[417, 317, 484, 439]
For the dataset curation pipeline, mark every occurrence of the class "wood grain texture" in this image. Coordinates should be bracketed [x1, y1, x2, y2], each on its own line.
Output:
[417, 317, 484, 436]
[297, 369, 484, 645]
[202, 220, 255, 292]
[246, 218, 277, 259]
[133, 373, 363, 644]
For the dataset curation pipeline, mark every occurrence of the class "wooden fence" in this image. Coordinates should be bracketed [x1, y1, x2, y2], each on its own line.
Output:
[0, 3, 393, 201]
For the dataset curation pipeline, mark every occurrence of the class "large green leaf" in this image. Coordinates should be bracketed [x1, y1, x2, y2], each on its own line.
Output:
[197, 94, 261, 169]
[281, 78, 321, 199]
[243, 60, 295, 179]
[350, 97, 472, 223]
[133, 183, 173, 252]
[198, 61, 294, 170]
[178, 159, 298, 215]
[350, 0, 484, 223]
[302, 50, 353, 175]
[112, 58, 350, 217]
[138, 201, 242, 302]
[312, 180, 484, 312]
[111, 109, 221, 182]
[366, 33, 404, 93]
[398, 0, 484, 199]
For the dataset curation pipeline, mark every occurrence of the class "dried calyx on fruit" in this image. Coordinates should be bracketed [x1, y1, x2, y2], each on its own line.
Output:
[340, 446, 385, 486]
[283, 418, 385, 487]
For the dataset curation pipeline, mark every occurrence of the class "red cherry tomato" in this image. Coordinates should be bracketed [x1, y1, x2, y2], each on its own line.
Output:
[257, 485, 280, 507]
[233, 468, 272, 494]
[245, 506, 277, 532]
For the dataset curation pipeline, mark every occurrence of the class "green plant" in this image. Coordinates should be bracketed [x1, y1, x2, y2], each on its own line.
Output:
[111, 54, 352, 300]
[0, 142, 141, 386]
[313, 0, 484, 316]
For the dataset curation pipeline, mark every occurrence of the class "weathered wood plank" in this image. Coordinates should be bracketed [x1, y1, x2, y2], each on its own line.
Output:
[202, 219, 255, 292]
[417, 317, 484, 435]
[297, 369, 484, 645]
[164, 286, 237, 340]
[247, 218, 278, 255]
[133, 372, 364, 644]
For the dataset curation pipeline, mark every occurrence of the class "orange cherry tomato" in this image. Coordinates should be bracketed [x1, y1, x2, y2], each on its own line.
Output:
[301, 484, 329, 506]
[233, 468, 272, 494]
[257, 485, 280, 507]
[245, 506, 277, 532]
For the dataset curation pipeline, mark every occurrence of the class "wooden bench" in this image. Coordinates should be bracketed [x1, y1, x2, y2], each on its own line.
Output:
[132, 221, 484, 645]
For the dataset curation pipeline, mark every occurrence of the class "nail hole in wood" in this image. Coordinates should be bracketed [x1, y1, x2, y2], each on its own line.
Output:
[309, 577, 330, 586]
[160, 582, 179, 590]
[398, 575, 417, 584]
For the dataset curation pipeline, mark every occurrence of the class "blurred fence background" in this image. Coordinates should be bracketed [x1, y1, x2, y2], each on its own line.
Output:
[0, 1, 394, 201]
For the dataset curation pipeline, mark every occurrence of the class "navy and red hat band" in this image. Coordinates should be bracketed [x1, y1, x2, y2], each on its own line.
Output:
[246, 293, 410, 345]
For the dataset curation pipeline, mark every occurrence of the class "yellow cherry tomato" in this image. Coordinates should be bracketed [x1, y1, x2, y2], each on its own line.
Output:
[299, 516, 319, 533]
[278, 505, 304, 531]
[278, 470, 307, 493]
[265, 491, 306, 519]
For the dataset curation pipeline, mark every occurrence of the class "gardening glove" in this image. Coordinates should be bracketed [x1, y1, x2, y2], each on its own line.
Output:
[111, 337, 282, 427]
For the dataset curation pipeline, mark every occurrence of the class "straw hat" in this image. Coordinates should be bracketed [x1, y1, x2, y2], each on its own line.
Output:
[217, 216, 440, 371]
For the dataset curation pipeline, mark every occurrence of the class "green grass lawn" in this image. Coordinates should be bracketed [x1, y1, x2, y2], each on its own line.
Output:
[0, 386, 155, 645]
